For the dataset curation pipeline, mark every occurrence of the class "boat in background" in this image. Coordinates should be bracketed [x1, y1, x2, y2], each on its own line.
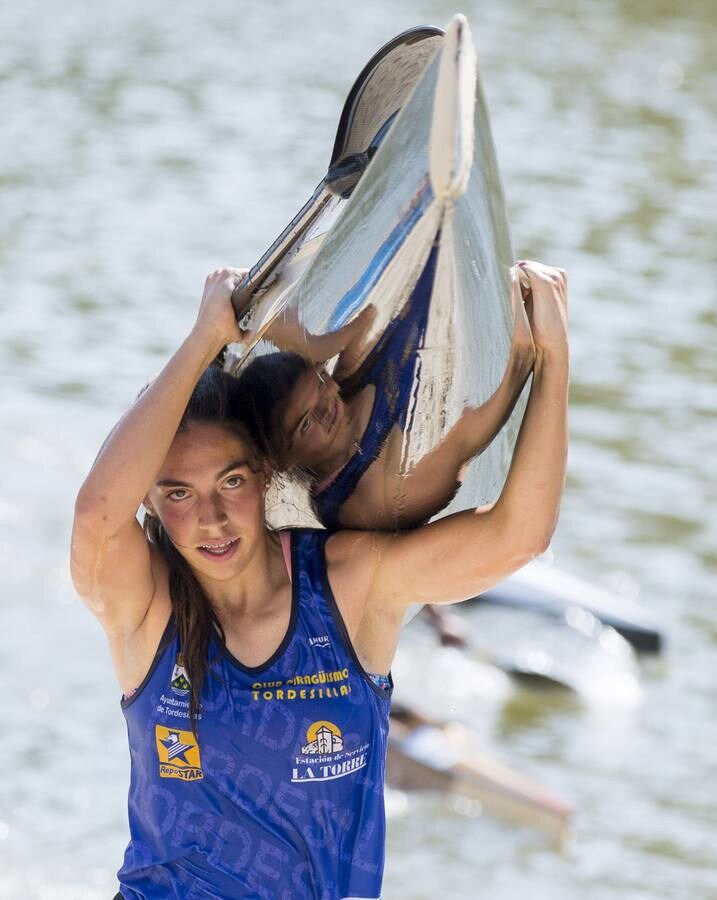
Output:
[478, 559, 663, 653]
[388, 703, 571, 838]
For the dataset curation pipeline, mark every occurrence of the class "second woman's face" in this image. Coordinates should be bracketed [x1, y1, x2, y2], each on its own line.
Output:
[280, 366, 347, 470]
[144, 422, 268, 582]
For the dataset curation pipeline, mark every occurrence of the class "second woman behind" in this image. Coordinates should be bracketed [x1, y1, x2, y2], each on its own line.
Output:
[237, 261, 536, 531]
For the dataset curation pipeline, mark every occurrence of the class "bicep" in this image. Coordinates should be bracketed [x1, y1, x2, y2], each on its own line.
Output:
[70, 510, 158, 638]
[367, 506, 539, 610]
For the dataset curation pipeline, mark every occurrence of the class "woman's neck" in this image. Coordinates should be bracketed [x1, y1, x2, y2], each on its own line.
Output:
[194, 529, 287, 618]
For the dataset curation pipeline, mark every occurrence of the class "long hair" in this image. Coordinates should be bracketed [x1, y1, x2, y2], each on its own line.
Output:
[142, 364, 262, 737]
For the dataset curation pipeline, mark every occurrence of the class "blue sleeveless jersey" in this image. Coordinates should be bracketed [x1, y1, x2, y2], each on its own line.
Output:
[117, 529, 392, 900]
[312, 235, 440, 529]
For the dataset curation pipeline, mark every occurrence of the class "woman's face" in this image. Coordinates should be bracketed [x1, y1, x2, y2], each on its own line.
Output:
[280, 365, 347, 471]
[144, 422, 268, 583]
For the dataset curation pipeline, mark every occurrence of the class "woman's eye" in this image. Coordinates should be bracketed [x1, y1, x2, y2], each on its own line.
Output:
[168, 489, 188, 501]
[299, 416, 311, 435]
[225, 475, 245, 488]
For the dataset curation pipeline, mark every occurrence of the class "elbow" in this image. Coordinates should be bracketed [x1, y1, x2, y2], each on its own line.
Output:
[510, 535, 550, 570]
[529, 530, 552, 558]
[501, 517, 555, 568]
[526, 515, 559, 559]
[73, 486, 121, 538]
[74, 486, 105, 524]
[491, 497, 560, 569]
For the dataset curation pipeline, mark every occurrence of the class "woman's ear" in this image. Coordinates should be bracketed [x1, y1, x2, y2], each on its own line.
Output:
[142, 496, 157, 517]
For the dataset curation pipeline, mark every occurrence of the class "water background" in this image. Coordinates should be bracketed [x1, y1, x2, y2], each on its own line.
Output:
[1, 0, 715, 897]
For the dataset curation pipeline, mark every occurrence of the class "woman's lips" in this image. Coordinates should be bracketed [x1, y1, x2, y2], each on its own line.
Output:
[197, 538, 239, 562]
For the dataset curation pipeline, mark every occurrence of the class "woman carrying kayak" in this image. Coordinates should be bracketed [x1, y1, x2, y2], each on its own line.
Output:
[71, 260, 568, 899]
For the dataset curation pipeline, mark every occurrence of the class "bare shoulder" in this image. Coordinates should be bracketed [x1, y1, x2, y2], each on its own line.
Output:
[323, 529, 393, 630]
[323, 529, 404, 674]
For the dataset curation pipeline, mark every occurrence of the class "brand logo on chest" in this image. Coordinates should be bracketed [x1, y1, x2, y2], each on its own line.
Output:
[308, 634, 331, 648]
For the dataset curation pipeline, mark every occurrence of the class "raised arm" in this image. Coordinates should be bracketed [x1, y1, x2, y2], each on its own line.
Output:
[264, 303, 376, 369]
[366, 282, 536, 529]
[70, 268, 245, 636]
[329, 261, 569, 616]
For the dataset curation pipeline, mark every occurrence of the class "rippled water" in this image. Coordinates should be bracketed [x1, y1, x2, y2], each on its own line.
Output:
[1, 0, 715, 897]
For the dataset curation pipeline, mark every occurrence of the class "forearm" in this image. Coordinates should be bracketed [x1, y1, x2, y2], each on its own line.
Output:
[494, 347, 569, 551]
[75, 324, 225, 532]
[296, 328, 351, 364]
[266, 310, 365, 364]
[266, 317, 323, 362]
[453, 343, 535, 461]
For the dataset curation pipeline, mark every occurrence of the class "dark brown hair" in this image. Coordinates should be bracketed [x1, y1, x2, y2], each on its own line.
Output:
[235, 351, 313, 469]
[142, 364, 263, 736]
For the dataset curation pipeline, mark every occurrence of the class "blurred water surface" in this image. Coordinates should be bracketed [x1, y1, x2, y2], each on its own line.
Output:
[1, 0, 715, 897]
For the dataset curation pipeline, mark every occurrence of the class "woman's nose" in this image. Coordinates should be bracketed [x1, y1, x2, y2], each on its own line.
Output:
[197, 495, 229, 528]
[313, 398, 331, 426]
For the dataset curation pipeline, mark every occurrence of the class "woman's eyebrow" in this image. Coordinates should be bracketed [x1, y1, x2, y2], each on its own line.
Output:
[156, 478, 191, 488]
[156, 460, 250, 488]
[287, 408, 311, 443]
[285, 391, 315, 444]
[216, 459, 251, 479]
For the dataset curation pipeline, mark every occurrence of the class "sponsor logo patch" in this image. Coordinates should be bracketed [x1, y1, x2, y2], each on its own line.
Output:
[155, 725, 203, 781]
[292, 721, 368, 783]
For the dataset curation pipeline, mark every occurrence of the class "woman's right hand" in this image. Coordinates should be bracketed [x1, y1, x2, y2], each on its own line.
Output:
[516, 260, 569, 359]
[194, 267, 249, 347]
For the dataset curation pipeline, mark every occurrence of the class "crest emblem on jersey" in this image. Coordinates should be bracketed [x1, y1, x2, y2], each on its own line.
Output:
[301, 721, 344, 754]
[155, 725, 203, 781]
[292, 720, 368, 784]
[170, 653, 190, 695]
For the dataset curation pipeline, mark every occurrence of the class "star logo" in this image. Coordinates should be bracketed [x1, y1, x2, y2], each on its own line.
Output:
[155, 725, 203, 781]
[159, 731, 195, 765]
